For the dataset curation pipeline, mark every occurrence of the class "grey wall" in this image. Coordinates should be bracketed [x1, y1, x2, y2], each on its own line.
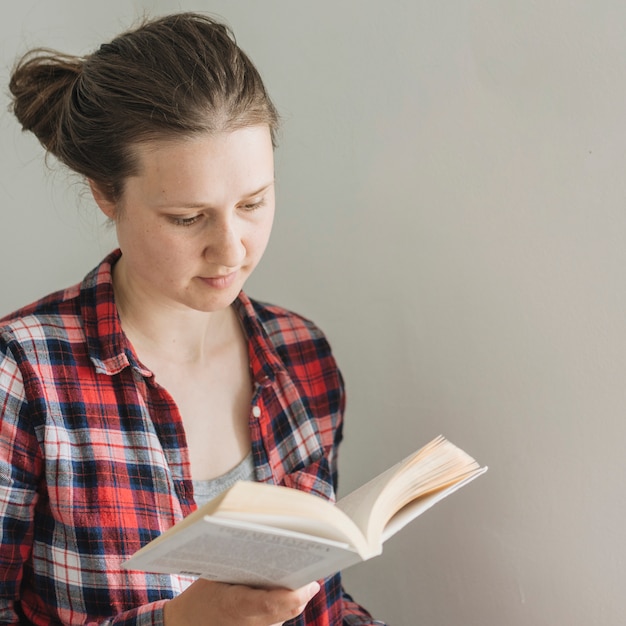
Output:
[2, 2, 626, 624]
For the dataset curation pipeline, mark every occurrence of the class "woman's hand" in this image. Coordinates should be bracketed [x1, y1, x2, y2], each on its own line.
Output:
[163, 578, 321, 626]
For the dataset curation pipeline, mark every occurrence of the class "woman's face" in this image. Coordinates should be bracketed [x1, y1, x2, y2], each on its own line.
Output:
[95, 126, 275, 314]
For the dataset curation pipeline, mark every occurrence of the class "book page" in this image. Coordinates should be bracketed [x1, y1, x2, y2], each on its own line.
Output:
[336, 463, 403, 554]
[337, 436, 485, 552]
[381, 466, 488, 542]
[124, 516, 363, 590]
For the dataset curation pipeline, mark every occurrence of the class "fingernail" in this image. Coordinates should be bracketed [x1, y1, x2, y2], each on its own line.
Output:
[308, 581, 321, 597]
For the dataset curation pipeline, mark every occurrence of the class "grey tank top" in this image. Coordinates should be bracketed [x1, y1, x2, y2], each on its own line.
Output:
[191, 452, 256, 508]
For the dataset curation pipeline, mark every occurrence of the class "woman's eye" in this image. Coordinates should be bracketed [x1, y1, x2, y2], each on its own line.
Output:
[242, 199, 265, 212]
[171, 215, 201, 227]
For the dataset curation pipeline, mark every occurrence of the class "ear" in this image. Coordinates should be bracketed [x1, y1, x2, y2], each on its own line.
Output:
[88, 179, 118, 220]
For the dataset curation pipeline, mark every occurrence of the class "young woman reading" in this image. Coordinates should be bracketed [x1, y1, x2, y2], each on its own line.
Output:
[1, 12, 385, 626]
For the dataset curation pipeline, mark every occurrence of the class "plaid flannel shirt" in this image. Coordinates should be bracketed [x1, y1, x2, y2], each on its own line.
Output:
[0, 250, 385, 626]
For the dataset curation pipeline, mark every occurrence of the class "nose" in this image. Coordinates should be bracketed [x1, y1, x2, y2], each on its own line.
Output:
[203, 215, 246, 269]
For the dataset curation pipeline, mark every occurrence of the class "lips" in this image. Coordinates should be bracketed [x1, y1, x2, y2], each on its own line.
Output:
[199, 271, 238, 289]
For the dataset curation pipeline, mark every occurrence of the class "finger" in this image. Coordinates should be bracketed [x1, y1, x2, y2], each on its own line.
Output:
[278, 582, 321, 621]
[293, 581, 321, 606]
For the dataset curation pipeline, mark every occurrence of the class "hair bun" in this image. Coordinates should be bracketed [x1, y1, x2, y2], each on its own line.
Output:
[9, 49, 83, 156]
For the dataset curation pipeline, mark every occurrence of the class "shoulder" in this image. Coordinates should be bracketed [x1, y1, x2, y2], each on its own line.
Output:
[247, 297, 329, 348]
[236, 293, 343, 391]
[0, 283, 83, 350]
[0, 251, 117, 355]
[241, 295, 337, 371]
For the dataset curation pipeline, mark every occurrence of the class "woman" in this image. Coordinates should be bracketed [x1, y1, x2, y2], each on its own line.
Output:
[1, 12, 384, 626]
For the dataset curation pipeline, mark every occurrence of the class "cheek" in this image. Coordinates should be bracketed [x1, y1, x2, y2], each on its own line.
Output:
[120, 223, 180, 269]
[256, 210, 275, 247]
[250, 221, 274, 258]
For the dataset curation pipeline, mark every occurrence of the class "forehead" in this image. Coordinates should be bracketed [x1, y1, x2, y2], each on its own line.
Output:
[132, 126, 274, 170]
[123, 126, 275, 202]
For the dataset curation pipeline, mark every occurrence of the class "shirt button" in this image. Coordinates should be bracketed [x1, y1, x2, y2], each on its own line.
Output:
[252, 405, 261, 418]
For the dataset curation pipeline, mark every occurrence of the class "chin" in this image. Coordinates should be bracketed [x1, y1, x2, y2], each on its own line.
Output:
[187, 293, 241, 313]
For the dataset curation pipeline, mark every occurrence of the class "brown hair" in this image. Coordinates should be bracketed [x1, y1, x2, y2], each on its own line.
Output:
[9, 12, 280, 202]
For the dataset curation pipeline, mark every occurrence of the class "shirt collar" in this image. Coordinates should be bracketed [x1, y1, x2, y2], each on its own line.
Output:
[232, 292, 286, 384]
[81, 249, 150, 377]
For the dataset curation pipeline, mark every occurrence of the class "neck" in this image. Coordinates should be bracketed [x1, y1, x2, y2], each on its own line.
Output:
[112, 259, 237, 365]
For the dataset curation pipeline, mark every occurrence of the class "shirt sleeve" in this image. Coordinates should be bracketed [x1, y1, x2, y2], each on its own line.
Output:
[0, 341, 40, 624]
[315, 333, 387, 625]
[317, 343, 387, 626]
[341, 588, 388, 625]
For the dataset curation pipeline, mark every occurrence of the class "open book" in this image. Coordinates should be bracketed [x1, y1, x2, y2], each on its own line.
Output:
[123, 435, 487, 589]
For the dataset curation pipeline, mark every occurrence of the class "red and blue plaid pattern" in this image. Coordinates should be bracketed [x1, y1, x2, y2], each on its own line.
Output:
[0, 250, 382, 625]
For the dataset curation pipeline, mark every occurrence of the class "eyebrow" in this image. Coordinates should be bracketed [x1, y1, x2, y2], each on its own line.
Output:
[160, 181, 275, 209]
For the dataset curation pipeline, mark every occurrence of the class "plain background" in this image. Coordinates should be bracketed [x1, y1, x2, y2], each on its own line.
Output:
[2, 1, 626, 624]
